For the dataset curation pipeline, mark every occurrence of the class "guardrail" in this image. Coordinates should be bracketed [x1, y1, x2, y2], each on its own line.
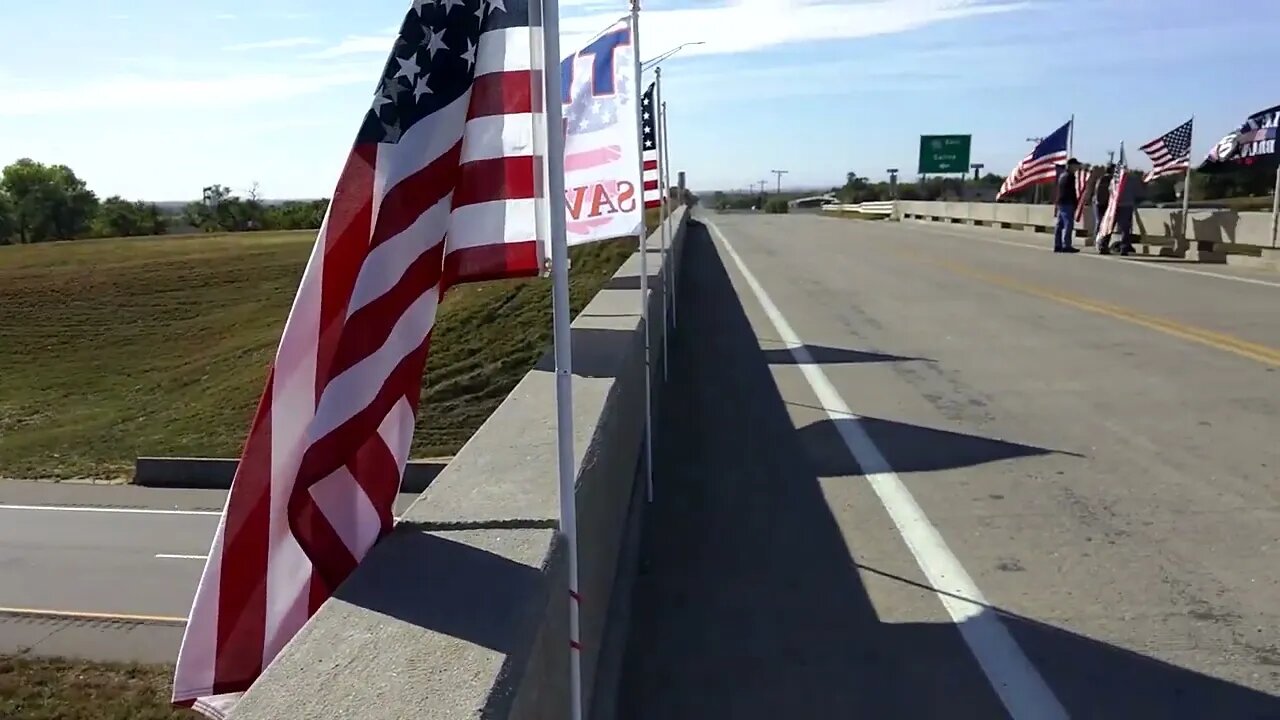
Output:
[896, 200, 1279, 268]
[820, 200, 896, 216]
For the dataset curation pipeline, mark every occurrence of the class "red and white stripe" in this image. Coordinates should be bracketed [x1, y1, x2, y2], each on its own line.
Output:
[642, 145, 661, 210]
[1074, 168, 1090, 224]
[1097, 170, 1128, 238]
[996, 149, 1068, 200]
[171, 20, 542, 720]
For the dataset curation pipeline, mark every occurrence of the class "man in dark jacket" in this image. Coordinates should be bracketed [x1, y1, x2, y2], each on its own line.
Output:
[1053, 158, 1082, 253]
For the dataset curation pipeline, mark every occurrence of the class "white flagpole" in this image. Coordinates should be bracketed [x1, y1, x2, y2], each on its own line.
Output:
[1180, 116, 1194, 241]
[537, 1, 584, 717]
[655, 66, 668, 381]
[661, 99, 675, 329]
[629, 0, 653, 503]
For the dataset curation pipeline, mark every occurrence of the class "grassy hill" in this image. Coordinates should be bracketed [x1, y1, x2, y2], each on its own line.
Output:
[0, 228, 641, 480]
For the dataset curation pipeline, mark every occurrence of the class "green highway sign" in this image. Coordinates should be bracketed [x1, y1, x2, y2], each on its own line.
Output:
[918, 134, 972, 174]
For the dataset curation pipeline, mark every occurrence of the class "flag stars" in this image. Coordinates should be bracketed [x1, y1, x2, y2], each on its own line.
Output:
[425, 27, 449, 58]
[441, 0, 464, 13]
[414, 73, 433, 101]
[395, 53, 421, 82]
[411, 0, 435, 16]
[460, 38, 476, 71]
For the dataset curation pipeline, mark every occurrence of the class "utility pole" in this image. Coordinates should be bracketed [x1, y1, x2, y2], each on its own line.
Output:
[1026, 136, 1045, 204]
[970, 163, 984, 181]
[759, 179, 769, 195]
[770, 169, 789, 194]
[886, 168, 899, 199]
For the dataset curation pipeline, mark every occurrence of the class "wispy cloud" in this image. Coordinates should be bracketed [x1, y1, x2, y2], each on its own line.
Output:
[0, 68, 371, 117]
[224, 37, 324, 52]
[306, 0, 1027, 63]
[564, 0, 1029, 59]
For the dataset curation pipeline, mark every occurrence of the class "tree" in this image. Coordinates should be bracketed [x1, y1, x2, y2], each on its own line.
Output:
[0, 159, 99, 242]
[0, 191, 15, 244]
[93, 196, 167, 237]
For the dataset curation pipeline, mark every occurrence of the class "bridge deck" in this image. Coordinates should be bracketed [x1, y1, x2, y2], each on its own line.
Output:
[618, 214, 1280, 719]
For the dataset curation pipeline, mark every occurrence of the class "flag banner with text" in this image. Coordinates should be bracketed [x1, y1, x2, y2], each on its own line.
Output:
[561, 17, 644, 245]
[1199, 104, 1280, 173]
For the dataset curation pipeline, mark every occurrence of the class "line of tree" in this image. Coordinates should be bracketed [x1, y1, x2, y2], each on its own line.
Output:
[0, 158, 330, 245]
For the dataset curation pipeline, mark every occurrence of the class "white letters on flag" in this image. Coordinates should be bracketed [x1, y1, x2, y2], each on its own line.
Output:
[560, 17, 644, 245]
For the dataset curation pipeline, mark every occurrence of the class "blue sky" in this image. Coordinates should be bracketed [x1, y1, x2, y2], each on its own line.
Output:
[0, 0, 1277, 199]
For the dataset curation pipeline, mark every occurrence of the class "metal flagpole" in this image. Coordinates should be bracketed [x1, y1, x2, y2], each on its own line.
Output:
[655, 67, 668, 381]
[1180, 116, 1194, 242]
[1068, 113, 1075, 158]
[629, 0, 654, 503]
[661, 99, 675, 330]
[537, 0, 584, 717]
[1271, 164, 1280, 249]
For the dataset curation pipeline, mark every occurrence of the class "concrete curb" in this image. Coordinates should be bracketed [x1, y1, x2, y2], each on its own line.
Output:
[133, 456, 453, 493]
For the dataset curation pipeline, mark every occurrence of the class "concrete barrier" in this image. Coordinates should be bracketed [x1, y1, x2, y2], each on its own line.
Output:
[897, 200, 1280, 269]
[134, 457, 451, 493]
[231, 206, 691, 720]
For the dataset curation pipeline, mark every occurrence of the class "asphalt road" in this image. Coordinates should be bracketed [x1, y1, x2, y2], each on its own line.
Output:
[0, 481, 420, 663]
[619, 214, 1280, 719]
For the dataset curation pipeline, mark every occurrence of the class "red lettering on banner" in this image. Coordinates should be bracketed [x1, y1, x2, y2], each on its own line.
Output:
[615, 181, 636, 212]
[590, 184, 619, 217]
[566, 186, 589, 220]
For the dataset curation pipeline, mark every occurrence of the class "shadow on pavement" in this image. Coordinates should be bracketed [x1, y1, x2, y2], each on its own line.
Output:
[797, 415, 1081, 476]
[615, 218, 1280, 720]
[761, 345, 931, 366]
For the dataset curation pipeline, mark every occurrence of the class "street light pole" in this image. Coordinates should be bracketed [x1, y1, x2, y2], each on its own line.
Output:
[885, 168, 899, 199]
[770, 169, 789, 194]
[641, 41, 706, 70]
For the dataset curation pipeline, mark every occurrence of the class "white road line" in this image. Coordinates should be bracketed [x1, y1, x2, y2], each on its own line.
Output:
[155, 553, 209, 560]
[0, 504, 222, 516]
[706, 219, 1069, 720]
[902, 220, 1280, 289]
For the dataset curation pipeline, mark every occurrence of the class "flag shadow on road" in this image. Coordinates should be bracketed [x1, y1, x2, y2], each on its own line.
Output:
[760, 345, 932, 366]
[615, 218, 1280, 719]
[796, 415, 1080, 477]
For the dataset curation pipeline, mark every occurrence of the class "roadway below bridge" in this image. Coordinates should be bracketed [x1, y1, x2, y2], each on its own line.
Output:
[617, 213, 1280, 719]
[0, 483, 420, 664]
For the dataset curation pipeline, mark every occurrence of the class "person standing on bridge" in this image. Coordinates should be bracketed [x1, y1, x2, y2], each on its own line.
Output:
[1093, 163, 1114, 250]
[1052, 157, 1082, 253]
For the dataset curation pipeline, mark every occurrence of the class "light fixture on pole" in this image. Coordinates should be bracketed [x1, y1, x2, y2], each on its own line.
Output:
[641, 41, 705, 70]
[886, 168, 899, 199]
[970, 162, 984, 181]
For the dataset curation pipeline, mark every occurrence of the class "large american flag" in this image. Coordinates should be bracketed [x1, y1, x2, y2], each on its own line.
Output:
[172, 0, 541, 716]
[640, 82, 662, 209]
[1139, 117, 1193, 181]
[996, 120, 1072, 200]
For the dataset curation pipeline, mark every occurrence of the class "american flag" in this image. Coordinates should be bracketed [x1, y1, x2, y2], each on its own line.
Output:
[996, 120, 1072, 200]
[1139, 118, 1193, 181]
[1098, 143, 1128, 237]
[1065, 163, 1091, 223]
[172, 0, 541, 716]
[640, 82, 662, 209]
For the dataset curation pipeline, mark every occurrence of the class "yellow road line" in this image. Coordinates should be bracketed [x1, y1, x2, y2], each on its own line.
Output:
[0, 606, 187, 625]
[916, 255, 1280, 368]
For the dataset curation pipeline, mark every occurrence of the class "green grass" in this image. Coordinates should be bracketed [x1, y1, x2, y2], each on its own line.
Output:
[0, 226, 642, 479]
[0, 656, 192, 720]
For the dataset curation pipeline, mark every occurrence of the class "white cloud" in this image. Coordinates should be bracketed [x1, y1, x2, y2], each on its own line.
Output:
[0, 68, 371, 117]
[560, 0, 1028, 59]
[224, 37, 325, 51]
[307, 0, 1025, 63]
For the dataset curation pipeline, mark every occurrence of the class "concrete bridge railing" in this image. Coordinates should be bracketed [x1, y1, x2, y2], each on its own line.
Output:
[232, 206, 691, 720]
[894, 200, 1279, 269]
